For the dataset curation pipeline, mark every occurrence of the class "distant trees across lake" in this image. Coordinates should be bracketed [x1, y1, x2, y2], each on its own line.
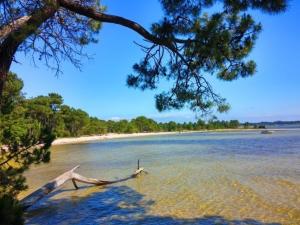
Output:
[0, 73, 244, 142]
[64, 116, 242, 137]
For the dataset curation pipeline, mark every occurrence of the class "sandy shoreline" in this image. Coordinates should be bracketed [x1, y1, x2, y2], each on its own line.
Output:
[52, 129, 262, 145]
[51, 128, 300, 145]
[52, 132, 179, 145]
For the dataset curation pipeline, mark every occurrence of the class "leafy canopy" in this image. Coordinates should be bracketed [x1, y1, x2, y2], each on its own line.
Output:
[0, 73, 61, 197]
[128, 0, 287, 114]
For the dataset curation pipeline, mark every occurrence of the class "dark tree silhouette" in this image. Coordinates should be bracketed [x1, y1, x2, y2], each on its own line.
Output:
[0, 0, 287, 113]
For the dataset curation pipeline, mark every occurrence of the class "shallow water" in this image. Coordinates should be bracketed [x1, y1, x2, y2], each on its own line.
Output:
[22, 130, 300, 225]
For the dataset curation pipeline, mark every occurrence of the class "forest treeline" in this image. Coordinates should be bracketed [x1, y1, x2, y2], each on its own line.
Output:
[0, 73, 243, 144]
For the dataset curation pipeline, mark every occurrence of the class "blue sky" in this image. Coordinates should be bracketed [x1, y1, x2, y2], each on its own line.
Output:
[11, 0, 300, 123]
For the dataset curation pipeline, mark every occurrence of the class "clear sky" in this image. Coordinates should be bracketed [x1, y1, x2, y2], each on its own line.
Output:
[11, 0, 300, 123]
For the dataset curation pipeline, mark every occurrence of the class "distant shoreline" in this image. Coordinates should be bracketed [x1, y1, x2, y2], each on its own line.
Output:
[51, 128, 300, 146]
[51, 128, 264, 146]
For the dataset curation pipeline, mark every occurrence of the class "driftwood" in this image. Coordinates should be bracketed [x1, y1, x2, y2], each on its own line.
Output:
[21, 161, 145, 209]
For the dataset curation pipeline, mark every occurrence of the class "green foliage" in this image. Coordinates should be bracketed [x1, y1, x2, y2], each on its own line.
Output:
[59, 106, 89, 137]
[82, 117, 107, 135]
[0, 72, 24, 115]
[0, 74, 59, 198]
[131, 116, 159, 132]
[128, 0, 287, 113]
[0, 73, 62, 225]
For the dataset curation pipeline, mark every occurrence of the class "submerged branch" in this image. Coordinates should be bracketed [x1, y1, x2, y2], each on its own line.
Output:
[20, 162, 145, 209]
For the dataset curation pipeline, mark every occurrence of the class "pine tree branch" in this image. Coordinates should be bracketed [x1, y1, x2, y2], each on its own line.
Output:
[58, 0, 175, 49]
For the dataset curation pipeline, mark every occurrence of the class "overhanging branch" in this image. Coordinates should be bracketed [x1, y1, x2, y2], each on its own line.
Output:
[0, 16, 31, 40]
[59, 0, 175, 49]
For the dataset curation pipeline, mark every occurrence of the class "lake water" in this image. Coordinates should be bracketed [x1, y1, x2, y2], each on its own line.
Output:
[22, 130, 300, 225]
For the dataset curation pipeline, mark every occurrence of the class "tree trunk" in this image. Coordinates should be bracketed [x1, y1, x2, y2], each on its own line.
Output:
[0, 16, 31, 39]
[0, 47, 14, 109]
[20, 164, 145, 209]
[0, 64, 9, 97]
[0, 2, 58, 97]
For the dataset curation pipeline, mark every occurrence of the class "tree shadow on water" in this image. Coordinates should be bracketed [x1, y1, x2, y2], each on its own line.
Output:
[25, 185, 281, 225]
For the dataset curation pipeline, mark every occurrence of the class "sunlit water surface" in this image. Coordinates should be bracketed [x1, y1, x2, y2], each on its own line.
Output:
[21, 130, 300, 225]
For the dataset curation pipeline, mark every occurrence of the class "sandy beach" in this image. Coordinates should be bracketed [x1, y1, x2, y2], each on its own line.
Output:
[52, 132, 178, 145]
[51, 128, 300, 145]
[51, 129, 267, 145]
